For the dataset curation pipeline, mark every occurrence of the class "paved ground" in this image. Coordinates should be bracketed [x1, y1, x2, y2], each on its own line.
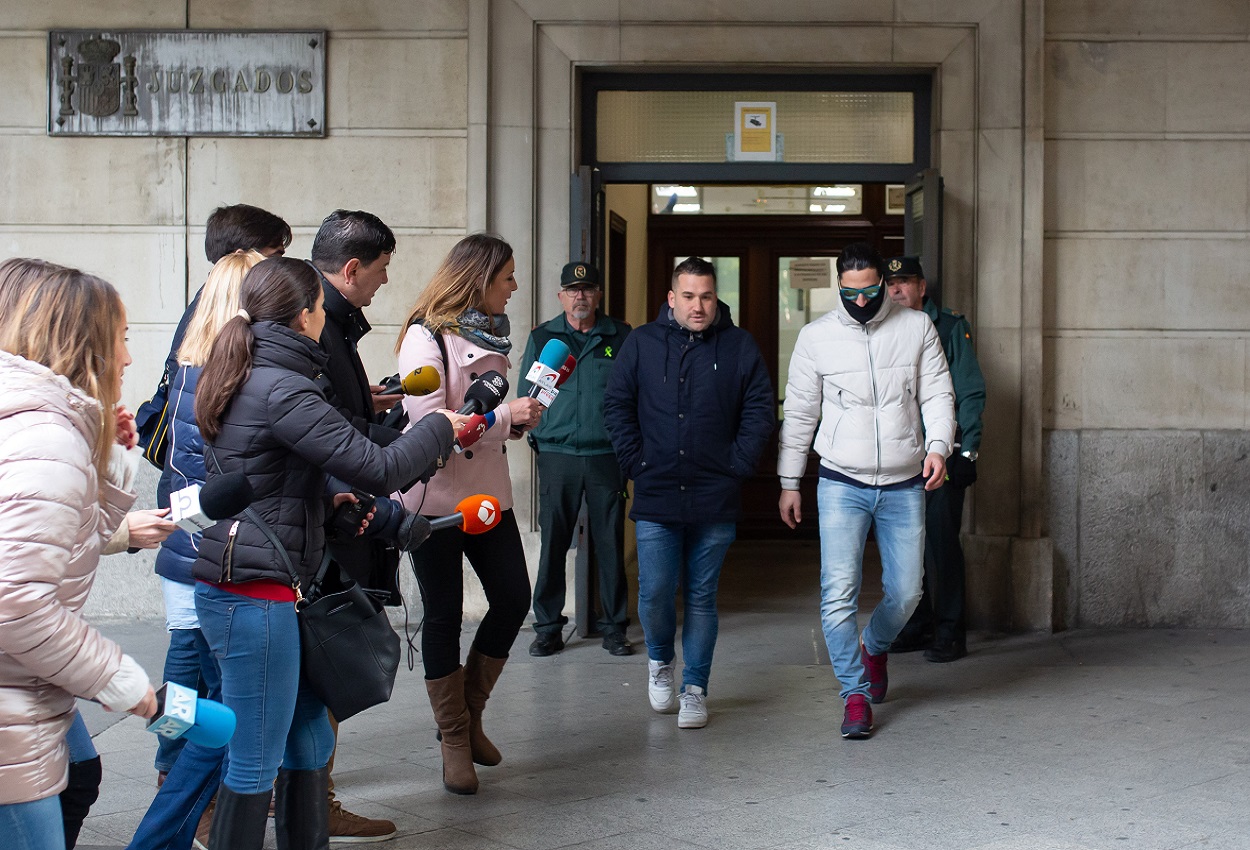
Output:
[76, 540, 1250, 849]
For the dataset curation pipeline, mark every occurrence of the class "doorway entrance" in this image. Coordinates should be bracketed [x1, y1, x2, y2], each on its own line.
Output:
[640, 185, 904, 538]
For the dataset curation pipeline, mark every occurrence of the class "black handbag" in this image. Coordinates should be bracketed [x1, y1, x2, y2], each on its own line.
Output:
[135, 370, 172, 470]
[243, 504, 401, 721]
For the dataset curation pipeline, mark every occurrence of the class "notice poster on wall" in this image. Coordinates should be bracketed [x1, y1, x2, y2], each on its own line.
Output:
[733, 101, 776, 161]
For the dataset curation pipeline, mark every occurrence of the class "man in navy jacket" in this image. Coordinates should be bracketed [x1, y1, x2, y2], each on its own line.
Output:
[604, 257, 774, 729]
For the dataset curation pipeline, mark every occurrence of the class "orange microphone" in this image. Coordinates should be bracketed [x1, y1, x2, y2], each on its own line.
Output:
[427, 494, 502, 535]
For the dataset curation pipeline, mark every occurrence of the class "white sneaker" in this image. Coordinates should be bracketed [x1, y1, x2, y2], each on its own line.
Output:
[678, 685, 708, 729]
[648, 659, 676, 712]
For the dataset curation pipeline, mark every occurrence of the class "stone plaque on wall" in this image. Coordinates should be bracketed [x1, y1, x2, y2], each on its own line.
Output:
[48, 30, 326, 137]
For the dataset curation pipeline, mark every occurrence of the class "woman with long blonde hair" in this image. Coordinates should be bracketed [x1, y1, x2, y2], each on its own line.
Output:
[396, 233, 544, 795]
[0, 258, 157, 850]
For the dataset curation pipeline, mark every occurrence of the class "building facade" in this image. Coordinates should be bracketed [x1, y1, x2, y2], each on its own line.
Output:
[2, 0, 1245, 629]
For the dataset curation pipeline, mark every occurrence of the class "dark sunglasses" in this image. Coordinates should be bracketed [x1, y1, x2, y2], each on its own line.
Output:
[839, 283, 883, 301]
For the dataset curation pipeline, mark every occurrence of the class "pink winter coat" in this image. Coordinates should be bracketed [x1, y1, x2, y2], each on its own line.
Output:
[0, 351, 136, 804]
[396, 325, 520, 516]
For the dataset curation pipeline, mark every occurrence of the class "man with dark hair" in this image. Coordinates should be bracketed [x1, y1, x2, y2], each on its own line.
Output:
[778, 241, 955, 740]
[310, 209, 401, 441]
[306, 209, 403, 843]
[137, 204, 292, 487]
[520, 261, 633, 658]
[604, 257, 774, 729]
[203, 203, 292, 263]
[885, 256, 986, 663]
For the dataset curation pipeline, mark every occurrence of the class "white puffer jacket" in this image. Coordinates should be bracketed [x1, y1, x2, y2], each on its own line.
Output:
[778, 295, 956, 487]
[0, 351, 144, 804]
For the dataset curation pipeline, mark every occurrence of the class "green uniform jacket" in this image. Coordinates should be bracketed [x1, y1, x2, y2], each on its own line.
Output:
[518, 311, 632, 456]
[924, 297, 986, 454]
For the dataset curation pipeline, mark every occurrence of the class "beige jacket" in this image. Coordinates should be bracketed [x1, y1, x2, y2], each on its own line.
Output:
[0, 351, 140, 804]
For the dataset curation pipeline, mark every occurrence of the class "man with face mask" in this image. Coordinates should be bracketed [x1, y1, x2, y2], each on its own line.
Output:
[519, 262, 633, 658]
[777, 242, 955, 740]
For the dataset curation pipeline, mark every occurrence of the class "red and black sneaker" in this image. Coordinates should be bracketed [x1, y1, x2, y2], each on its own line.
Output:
[861, 640, 888, 704]
[841, 693, 874, 739]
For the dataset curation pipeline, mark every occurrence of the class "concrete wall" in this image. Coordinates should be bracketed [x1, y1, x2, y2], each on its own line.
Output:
[1043, 1, 1250, 627]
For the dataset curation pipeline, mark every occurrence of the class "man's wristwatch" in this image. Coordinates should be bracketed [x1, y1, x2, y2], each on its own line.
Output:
[960, 449, 979, 462]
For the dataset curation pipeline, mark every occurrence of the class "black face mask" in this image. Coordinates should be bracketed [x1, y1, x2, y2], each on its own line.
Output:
[844, 288, 886, 325]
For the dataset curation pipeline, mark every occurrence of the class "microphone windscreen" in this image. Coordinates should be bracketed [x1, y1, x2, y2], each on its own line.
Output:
[400, 366, 441, 396]
[198, 473, 254, 520]
[456, 494, 502, 535]
[555, 355, 577, 387]
[455, 413, 491, 449]
[182, 698, 237, 749]
[537, 338, 572, 370]
[461, 370, 509, 415]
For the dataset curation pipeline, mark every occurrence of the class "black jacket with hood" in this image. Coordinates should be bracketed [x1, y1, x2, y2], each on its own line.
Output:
[192, 321, 453, 590]
[603, 300, 774, 524]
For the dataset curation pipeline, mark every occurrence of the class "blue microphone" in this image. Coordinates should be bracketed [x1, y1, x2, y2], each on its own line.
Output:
[525, 338, 571, 398]
[145, 682, 237, 750]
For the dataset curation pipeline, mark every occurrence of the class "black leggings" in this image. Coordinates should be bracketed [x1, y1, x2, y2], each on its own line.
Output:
[410, 508, 531, 679]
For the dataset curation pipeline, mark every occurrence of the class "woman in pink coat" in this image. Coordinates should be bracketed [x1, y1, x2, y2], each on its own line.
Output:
[0, 258, 157, 850]
[395, 234, 544, 795]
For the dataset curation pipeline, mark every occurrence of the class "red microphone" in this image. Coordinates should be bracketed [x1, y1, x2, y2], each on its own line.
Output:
[454, 413, 491, 451]
[427, 494, 502, 534]
[555, 355, 576, 387]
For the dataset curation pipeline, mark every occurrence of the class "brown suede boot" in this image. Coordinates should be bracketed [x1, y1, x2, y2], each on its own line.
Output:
[425, 667, 478, 795]
[463, 649, 506, 767]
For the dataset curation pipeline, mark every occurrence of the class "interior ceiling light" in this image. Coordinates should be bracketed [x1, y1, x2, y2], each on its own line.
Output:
[673, 203, 701, 213]
[824, 204, 847, 213]
[812, 186, 858, 198]
[654, 185, 698, 197]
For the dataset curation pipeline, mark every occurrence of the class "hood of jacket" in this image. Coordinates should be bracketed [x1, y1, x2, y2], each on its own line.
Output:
[0, 351, 103, 442]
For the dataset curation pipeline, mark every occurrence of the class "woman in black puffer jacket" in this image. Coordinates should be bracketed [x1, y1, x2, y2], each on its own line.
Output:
[191, 257, 463, 850]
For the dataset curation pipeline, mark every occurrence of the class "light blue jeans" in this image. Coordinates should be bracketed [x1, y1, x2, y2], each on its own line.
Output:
[817, 478, 925, 700]
[195, 583, 333, 795]
[0, 795, 65, 850]
[635, 521, 737, 693]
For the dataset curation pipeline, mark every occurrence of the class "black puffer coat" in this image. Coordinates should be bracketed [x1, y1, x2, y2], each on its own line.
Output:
[192, 322, 454, 589]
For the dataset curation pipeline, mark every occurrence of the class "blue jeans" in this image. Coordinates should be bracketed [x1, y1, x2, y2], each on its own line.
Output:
[635, 521, 736, 693]
[65, 711, 96, 763]
[195, 584, 333, 795]
[128, 649, 226, 850]
[817, 478, 925, 700]
[155, 627, 219, 772]
[0, 795, 65, 850]
[126, 742, 224, 850]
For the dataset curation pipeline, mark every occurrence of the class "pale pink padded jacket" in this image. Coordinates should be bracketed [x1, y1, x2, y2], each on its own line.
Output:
[0, 351, 136, 804]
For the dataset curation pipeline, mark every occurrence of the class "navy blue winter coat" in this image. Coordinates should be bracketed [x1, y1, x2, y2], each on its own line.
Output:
[603, 301, 774, 524]
[154, 365, 205, 584]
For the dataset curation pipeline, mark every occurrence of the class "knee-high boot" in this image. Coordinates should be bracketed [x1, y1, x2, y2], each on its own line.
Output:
[207, 785, 271, 850]
[463, 649, 506, 766]
[274, 767, 330, 850]
[60, 756, 102, 849]
[425, 668, 478, 795]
